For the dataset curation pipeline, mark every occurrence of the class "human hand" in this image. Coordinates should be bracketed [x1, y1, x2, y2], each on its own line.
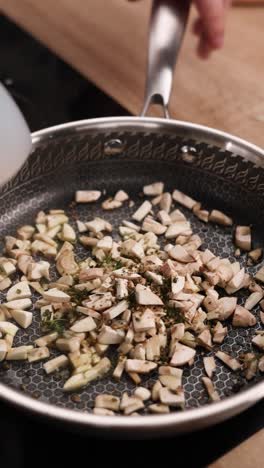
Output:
[128, 0, 232, 59]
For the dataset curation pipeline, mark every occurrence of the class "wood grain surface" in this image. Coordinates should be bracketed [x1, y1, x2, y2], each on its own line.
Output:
[209, 428, 264, 468]
[1, 0, 264, 146]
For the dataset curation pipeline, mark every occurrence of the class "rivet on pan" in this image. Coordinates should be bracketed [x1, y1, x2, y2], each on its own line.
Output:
[104, 139, 125, 156]
[180, 145, 197, 163]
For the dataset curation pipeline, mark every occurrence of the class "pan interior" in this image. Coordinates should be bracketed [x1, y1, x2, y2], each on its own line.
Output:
[0, 125, 263, 414]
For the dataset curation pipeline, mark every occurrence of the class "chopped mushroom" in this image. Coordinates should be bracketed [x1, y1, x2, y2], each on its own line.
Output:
[114, 190, 129, 202]
[170, 343, 196, 367]
[255, 265, 264, 283]
[132, 201, 152, 222]
[0, 339, 8, 361]
[135, 284, 163, 306]
[244, 291, 263, 310]
[203, 356, 216, 378]
[148, 404, 170, 414]
[125, 359, 157, 374]
[159, 387, 185, 408]
[235, 226, 251, 252]
[232, 305, 256, 327]
[75, 190, 101, 203]
[10, 309, 32, 329]
[209, 210, 233, 226]
[252, 334, 264, 351]
[44, 355, 69, 374]
[143, 182, 164, 196]
[216, 351, 241, 371]
[172, 189, 197, 210]
[248, 248, 262, 264]
[28, 346, 50, 362]
[202, 377, 220, 402]
[95, 394, 120, 411]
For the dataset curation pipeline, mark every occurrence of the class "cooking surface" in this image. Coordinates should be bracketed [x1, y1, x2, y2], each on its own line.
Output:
[0, 13, 263, 467]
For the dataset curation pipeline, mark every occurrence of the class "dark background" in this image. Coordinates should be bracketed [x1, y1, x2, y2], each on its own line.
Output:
[0, 14, 263, 467]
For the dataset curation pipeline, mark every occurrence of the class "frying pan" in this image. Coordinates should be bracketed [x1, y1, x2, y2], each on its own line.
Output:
[0, 0, 263, 438]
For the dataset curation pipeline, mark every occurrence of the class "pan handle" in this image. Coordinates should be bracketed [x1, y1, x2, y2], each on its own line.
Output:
[141, 0, 191, 118]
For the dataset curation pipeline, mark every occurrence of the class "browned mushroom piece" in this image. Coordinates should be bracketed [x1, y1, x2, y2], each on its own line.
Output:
[235, 226, 251, 252]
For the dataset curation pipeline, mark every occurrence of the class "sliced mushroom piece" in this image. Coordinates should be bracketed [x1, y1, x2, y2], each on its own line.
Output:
[159, 374, 182, 391]
[43, 288, 70, 303]
[235, 226, 251, 252]
[11, 309, 32, 329]
[212, 321, 228, 344]
[35, 332, 58, 347]
[113, 356, 127, 380]
[202, 377, 220, 402]
[70, 317, 97, 333]
[248, 248, 262, 264]
[122, 220, 141, 232]
[131, 241, 145, 260]
[79, 267, 104, 282]
[56, 337, 80, 353]
[132, 308, 156, 332]
[28, 260, 50, 281]
[0, 278, 12, 291]
[142, 216, 167, 235]
[259, 355, 264, 372]
[95, 394, 120, 411]
[145, 336, 161, 361]
[134, 387, 151, 401]
[5, 298, 32, 311]
[114, 190, 129, 202]
[159, 387, 185, 408]
[79, 236, 98, 247]
[241, 353, 258, 381]
[115, 278, 129, 299]
[151, 381, 163, 401]
[97, 325, 125, 345]
[61, 223, 76, 243]
[216, 351, 242, 371]
[203, 356, 216, 378]
[132, 201, 152, 222]
[232, 305, 256, 327]
[197, 329, 212, 350]
[63, 372, 89, 392]
[143, 182, 164, 196]
[172, 189, 197, 210]
[171, 275, 185, 294]
[0, 339, 8, 361]
[6, 345, 33, 360]
[83, 357, 111, 383]
[244, 291, 264, 310]
[145, 271, 163, 286]
[125, 359, 157, 374]
[160, 192, 172, 213]
[260, 310, 264, 325]
[226, 267, 245, 292]
[46, 213, 69, 229]
[28, 346, 50, 363]
[149, 404, 170, 414]
[75, 190, 101, 203]
[165, 222, 192, 239]
[122, 396, 144, 415]
[151, 194, 163, 205]
[157, 210, 172, 226]
[209, 210, 233, 226]
[168, 245, 195, 263]
[97, 236, 113, 252]
[217, 297, 237, 320]
[76, 220, 87, 233]
[103, 300, 129, 320]
[194, 209, 209, 223]
[6, 281, 31, 302]
[44, 355, 69, 374]
[255, 265, 264, 283]
[252, 334, 264, 351]
[0, 260, 16, 277]
[170, 343, 196, 367]
[135, 284, 163, 306]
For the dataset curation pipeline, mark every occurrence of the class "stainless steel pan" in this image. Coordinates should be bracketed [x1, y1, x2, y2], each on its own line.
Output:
[0, 0, 263, 437]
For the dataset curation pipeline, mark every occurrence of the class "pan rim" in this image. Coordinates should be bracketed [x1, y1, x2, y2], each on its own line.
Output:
[0, 116, 263, 433]
[31, 116, 264, 162]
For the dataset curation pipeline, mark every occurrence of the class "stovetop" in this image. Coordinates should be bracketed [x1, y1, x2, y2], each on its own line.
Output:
[0, 14, 263, 467]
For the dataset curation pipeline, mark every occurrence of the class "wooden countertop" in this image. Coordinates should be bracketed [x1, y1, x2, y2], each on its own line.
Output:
[1, 0, 264, 146]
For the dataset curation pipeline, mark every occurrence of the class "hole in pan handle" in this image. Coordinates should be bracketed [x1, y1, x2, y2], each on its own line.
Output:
[141, 0, 191, 119]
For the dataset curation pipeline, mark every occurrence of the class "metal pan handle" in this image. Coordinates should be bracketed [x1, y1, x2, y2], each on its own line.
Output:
[141, 0, 191, 118]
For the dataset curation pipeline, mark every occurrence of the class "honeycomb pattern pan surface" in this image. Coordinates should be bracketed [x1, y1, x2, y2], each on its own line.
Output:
[0, 118, 263, 435]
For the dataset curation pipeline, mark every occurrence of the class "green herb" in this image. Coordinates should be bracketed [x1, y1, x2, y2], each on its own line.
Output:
[41, 309, 67, 335]
[165, 306, 184, 322]
[16, 289, 22, 294]
[99, 255, 122, 270]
